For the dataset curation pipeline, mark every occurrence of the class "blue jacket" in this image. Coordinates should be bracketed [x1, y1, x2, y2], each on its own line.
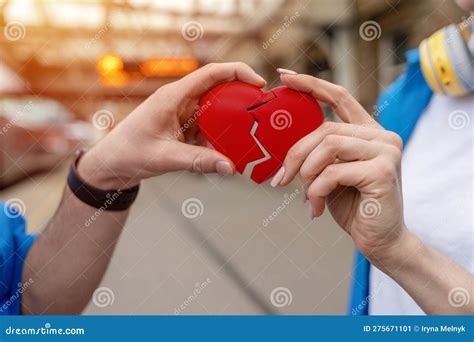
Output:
[0, 202, 38, 315]
[349, 48, 433, 315]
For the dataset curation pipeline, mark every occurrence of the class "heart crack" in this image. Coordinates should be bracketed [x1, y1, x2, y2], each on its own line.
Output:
[242, 120, 272, 177]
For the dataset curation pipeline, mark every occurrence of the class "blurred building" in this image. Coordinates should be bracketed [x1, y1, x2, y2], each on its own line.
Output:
[1, 0, 466, 119]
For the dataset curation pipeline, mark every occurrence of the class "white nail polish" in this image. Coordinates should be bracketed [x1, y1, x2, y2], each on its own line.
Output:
[277, 68, 297, 75]
[270, 167, 285, 187]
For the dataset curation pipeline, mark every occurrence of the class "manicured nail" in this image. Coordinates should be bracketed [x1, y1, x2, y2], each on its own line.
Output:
[216, 161, 233, 176]
[277, 68, 297, 75]
[270, 167, 285, 187]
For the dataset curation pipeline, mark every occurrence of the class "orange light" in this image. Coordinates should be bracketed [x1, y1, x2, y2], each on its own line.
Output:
[96, 53, 128, 88]
[140, 56, 199, 78]
[96, 53, 124, 76]
[100, 71, 129, 88]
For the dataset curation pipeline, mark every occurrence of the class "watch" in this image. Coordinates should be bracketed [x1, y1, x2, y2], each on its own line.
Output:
[67, 150, 140, 211]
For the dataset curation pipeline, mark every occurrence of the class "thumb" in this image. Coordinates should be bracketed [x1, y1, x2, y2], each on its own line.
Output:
[173, 143, 235, 175]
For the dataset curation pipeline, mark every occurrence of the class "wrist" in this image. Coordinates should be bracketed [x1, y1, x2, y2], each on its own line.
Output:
[77, 148, 137, 190]
[69, 149, 140, 211]
[368, 226, 419, 271]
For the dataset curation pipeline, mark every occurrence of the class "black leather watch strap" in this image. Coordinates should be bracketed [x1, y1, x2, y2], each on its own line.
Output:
[67, 150, 139, 211]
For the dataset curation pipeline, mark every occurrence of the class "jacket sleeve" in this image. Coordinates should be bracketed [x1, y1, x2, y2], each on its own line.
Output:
[0, 202, 38, 315]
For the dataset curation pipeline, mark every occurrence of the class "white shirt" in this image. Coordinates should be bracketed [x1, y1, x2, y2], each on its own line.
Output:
[369, 94, 474, 315]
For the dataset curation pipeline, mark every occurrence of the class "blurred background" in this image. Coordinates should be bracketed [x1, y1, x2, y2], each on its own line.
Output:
[0, 0, 468, 314]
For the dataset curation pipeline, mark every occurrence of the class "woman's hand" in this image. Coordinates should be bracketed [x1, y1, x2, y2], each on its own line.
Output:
[276, 74, 474, 315]
[78, 62, 266, 189]
[275, 73, 407, 265]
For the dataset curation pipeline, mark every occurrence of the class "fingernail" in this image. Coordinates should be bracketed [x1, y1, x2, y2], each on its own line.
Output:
[270, 167, 285, 187]
[256, 74, 267, 85]
[309, 206, 315, 220]
[216, 161, 233, 176]
[277, 68, 297, 75]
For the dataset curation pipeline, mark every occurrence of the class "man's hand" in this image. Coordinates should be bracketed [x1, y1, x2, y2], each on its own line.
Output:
[22, 63, 266, 314]
[275, 74, 405, 264]
[79, 62, 266, 189]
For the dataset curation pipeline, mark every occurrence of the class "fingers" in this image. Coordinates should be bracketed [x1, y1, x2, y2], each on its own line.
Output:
[280, 74, 380, 127]
[307, 161, 371, 217]
[299, 135, 382, 186]
[171, 143, 236, 175]
[307, 149, 401, 218]
[280, 122, 403, 185]
[179, 62, 266, 99]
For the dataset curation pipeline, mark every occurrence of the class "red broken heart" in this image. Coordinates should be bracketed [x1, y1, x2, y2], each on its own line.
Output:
[198, 81, 324, 183]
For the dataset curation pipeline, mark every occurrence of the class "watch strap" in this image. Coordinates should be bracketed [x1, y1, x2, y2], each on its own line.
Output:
[67, 150, 139, 211]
